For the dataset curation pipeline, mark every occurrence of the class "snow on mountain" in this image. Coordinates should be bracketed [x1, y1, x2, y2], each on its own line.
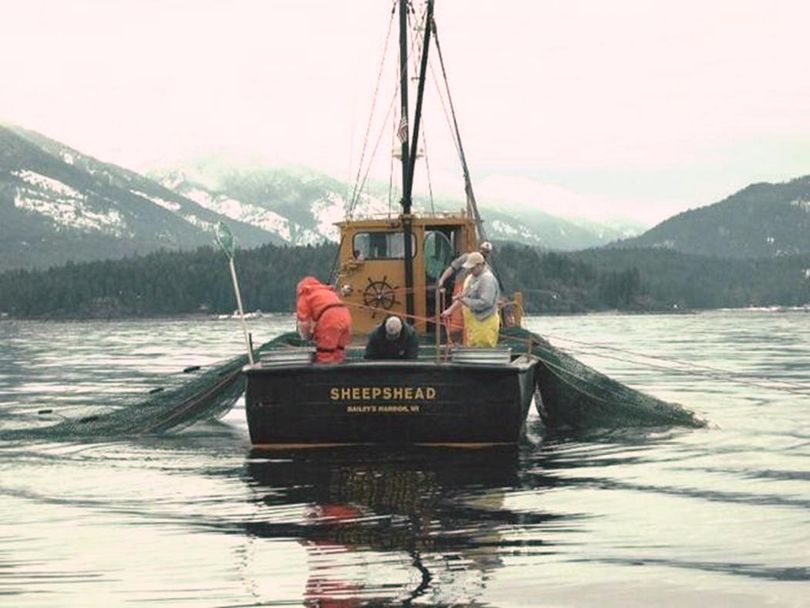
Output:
[347, 191, 400, 219]
[128, 189, 221, 234]
[152, 159, 646, 251]
[791, 199, 810, 213]
[14, 169, 129, 236]
[311, 192, 348, 241]
[179, 185, 322, 245]
[152, 164, 371, 245]
[489, 219, 543, 244]
[0, 125, 286, 270]
[130, 189, 181, 212]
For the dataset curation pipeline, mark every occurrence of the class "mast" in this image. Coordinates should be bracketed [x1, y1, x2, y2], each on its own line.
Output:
[399, 0, 434, 323]
[406, 0, 433, 202]
[398, 0, 415, 321]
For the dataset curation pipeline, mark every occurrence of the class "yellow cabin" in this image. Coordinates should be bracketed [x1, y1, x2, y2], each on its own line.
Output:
[333, 212, 523, 336]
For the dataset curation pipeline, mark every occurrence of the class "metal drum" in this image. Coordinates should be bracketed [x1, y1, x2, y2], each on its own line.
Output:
[451, 347, 512, 365]
[258, 347, 315, 367]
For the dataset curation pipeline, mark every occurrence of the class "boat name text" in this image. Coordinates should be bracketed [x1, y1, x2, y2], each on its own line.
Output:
[329, 386, 436, 401]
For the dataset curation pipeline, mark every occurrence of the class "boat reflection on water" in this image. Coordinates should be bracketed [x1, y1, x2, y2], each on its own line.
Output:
[242, 447, 531, 606]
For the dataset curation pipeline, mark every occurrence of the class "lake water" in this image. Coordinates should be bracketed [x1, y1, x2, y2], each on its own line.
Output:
[1, 311, 808, 607]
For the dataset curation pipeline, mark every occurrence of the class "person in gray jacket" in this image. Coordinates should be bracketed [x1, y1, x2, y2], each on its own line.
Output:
[437, 241, 493, 290]
[441, 252, 501, 347]
[437, 241, 493, 343]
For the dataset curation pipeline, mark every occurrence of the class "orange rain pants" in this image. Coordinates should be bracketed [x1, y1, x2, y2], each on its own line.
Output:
[297, 277, 352, 363]
[312, 306, 352, 363]
[444, 274, 476, 346]
[445, 280, 466, 345]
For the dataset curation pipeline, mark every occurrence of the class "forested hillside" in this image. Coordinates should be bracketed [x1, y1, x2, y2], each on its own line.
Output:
[571, 248, 810, 309]
[612, 175, 810, 258]
[0, 244, 335, 318]
[0, 244, 807, 319]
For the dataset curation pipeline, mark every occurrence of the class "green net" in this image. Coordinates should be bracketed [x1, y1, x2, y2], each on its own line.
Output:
[499, 326, 706, 431]
[1, 335, 287, 441]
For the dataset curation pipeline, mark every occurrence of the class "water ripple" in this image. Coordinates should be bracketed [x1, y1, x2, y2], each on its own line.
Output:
[1, 312, 809, 606]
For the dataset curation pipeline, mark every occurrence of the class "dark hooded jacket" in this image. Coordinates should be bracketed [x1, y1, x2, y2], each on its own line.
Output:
[364, 318, 419, 360]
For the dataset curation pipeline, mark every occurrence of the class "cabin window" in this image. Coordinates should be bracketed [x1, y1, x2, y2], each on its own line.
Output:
[353, 232, 417, 260]
[424, 230, 454, 281]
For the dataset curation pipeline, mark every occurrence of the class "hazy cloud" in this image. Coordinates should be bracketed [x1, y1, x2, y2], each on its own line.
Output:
[1, 0, 808, 224]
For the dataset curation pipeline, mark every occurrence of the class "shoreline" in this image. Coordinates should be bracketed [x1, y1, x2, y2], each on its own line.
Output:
[1, 306, 807, 323]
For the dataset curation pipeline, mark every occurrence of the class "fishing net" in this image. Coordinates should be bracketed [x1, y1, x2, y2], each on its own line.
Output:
[3, 327, 703, 443]
[499, 326, 706, 431]
[1, 334, 293, 442]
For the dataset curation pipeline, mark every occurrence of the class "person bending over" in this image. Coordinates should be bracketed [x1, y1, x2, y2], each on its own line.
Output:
[296, 276, 352, 363]
[364, 315, 419, 360]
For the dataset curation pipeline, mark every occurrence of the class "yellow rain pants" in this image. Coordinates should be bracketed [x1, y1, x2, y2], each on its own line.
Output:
[463, 308, 501, 348]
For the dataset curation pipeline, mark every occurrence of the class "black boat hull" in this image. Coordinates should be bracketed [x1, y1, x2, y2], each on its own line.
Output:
[244, 357, 537, 447]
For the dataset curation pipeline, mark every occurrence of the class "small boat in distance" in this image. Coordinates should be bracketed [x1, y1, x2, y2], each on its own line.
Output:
[243, 0, 540, 448]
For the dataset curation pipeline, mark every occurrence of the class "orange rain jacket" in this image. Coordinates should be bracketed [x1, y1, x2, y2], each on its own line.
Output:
[296, 277, 352, 363]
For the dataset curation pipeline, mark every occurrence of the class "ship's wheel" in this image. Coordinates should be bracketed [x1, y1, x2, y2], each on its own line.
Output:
[362, 276, 399, 318]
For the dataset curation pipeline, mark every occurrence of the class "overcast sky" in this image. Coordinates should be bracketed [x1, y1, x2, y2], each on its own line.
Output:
[2, 0, 809, 225]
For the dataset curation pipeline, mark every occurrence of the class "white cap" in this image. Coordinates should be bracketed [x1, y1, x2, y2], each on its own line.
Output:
[479, 241, 493, 253]
[385, 316, 403, 338]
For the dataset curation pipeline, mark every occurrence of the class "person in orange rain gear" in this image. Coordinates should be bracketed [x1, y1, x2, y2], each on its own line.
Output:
[296, 276, 353, 363]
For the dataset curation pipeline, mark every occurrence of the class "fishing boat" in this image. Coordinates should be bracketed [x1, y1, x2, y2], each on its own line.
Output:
[6, 2, 704, 446]
[242, 0, 540, 448]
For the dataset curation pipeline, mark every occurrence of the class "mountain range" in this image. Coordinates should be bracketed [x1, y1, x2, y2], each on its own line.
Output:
[0, 125, 280, 270]
[149, 157, 646, 251]
[2, 125, 809, 272]
[1, 126, 643, 271]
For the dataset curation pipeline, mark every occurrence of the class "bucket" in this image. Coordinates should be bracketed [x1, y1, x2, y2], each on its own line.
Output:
[451, 347, 512, 365]
[258, 347, 315, 367]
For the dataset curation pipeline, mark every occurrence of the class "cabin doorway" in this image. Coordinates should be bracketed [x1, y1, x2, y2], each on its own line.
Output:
[424, 228, 455, 335]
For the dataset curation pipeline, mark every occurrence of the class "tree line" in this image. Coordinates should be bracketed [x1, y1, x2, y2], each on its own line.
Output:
[0, 242, 808, 318]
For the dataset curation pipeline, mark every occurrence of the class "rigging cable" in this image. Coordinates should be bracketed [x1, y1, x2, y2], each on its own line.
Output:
[347, 3, 397, 218]
[388, 113, 396, 213]
[408, 1, 436, 214]
[430, 60, 463, 167]
[427, 59, 466, 215]
[431, 23, 486, 241]
[332, 296, 807, 402]
[542, 333, 810, 397]
[330, 3, 397, 283]
[354, 88, 399, 214]
[423, 127, 436, 214]
[432, 17, 508, 289]
[350, 3, 426, 217]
